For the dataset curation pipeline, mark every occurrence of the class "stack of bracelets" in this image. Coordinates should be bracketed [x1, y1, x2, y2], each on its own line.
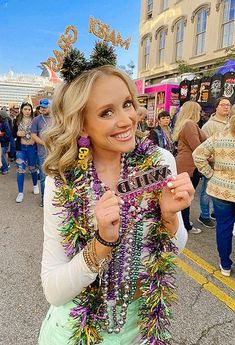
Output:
[83, 236, 115, 274]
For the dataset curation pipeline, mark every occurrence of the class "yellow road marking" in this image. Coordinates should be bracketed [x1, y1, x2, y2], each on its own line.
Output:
[176, 259, 235, 312]
[182, 248, 235, 292]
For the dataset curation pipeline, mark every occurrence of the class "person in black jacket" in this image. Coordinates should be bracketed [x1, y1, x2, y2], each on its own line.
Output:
[0, 110, 11, 174]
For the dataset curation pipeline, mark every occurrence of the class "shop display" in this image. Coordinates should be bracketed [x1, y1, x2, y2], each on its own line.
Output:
[209, 74, 223, 103]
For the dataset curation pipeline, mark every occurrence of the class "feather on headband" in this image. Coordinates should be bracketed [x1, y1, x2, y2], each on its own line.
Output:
[60, 41, 117, 83]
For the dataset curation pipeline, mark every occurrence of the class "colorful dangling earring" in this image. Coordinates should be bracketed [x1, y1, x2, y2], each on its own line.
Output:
[77, 136, 90, 170]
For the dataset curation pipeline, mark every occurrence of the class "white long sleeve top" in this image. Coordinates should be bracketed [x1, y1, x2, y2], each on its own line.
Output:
[41, 148, 188, 307]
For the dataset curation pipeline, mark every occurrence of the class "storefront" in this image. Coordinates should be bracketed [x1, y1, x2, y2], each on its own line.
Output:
[134, 79, 180, 127]
[134, 78, 148, 107]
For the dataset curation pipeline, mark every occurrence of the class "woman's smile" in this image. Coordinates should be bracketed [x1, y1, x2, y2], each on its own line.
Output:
[111, 128, 133, 141]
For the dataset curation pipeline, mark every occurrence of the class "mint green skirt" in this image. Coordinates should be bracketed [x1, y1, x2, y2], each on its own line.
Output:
[38, 299, 142, 345]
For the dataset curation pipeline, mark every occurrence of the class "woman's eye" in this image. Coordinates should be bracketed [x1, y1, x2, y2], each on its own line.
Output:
[100, 109, 113, 118]
[124, 100, 133, 108]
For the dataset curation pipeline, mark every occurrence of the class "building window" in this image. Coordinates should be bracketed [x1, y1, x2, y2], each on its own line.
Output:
[196, 9, 208, 55]
[175, 20, 184, 60]
[147, 0, 153, 19]
[161, 0, 168, 12]
[222, 0, 235, 47]
[159, 30, 167, 65]
[143, 36, 151, 69]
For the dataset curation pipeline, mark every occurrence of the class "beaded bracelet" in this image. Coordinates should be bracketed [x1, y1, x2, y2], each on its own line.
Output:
[83, 238, 112, 274]
[94, 231, 121, 247]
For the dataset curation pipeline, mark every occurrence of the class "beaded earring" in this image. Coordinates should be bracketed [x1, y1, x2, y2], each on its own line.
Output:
[77, 136, 90, 170]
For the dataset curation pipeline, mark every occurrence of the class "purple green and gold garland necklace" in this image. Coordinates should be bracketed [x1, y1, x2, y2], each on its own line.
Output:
[53, 138, 178, 345]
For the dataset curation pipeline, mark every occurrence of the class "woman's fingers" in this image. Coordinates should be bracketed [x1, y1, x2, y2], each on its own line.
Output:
[98, 190, 115, 201]
[168, 173, 190, 186]
[172, 190, 192, 202]
[96, 190, 123, 207]
[102, 206, 120, 217]
[169, 182, 194, 195]
[103, 211, 120, 224]
[168, 173, 194, 190]
[166, 172, 195, 203]
[95, 204, 120, 221]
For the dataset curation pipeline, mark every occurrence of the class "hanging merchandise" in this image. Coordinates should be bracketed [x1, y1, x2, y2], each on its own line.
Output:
[179, 79, 191, 105]
[190, 78, 201, 101]
[197, 76, 211, 103]
[146, 95, 156, 127]
[222, 71, 235, 103]
[209, 74, 223, 104]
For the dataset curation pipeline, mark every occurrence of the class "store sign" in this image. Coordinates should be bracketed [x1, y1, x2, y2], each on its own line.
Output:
[134, 78, 145, 95]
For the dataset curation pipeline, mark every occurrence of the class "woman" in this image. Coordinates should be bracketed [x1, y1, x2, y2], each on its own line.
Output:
[13, 102, 39, 203]
[38, 64, 193, 345]
[136, 106, 149, 138]
[193, 115, 235, 277]
[150, 111, 176, 155]
[172, 101, 207, 234]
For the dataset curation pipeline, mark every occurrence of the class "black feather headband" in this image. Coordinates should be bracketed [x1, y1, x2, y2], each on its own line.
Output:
[60, 41, 117, 83]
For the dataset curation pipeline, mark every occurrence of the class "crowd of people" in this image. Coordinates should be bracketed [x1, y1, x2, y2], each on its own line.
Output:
[0, 67, 234, 344]
[0, 98, 51, 206]
[139, 97, 235, 278]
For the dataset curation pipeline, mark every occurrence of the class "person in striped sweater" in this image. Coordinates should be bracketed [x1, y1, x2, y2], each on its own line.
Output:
[193, 115, 235, 276]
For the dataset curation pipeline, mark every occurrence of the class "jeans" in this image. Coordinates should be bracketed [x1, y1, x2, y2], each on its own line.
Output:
[200, 176, 212, 219]
[38, 155, 46, 200]
[212, 197, 235, 270]
[182, 168, 201, 231]
[16, 144, 38, 193]
[1, 146, 8, 173]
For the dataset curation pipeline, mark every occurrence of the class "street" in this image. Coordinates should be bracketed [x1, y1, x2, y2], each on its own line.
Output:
[0, 164, 234, 345]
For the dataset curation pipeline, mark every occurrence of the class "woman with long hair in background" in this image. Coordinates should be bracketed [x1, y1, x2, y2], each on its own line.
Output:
[173, 101, 207, 234]
[13, 102, 39, 203]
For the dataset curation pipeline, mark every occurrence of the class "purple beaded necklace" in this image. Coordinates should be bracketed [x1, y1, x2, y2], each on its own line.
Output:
[54, 137, 178, 345]
[87, 154, 145, 334]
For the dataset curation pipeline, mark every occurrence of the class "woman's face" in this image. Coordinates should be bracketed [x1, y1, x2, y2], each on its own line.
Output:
[159, 116, 170, 127]
[22, 105, 32, 117]
[83, 75, 138, 155]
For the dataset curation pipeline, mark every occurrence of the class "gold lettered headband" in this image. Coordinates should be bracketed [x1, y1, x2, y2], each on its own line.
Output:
[44, 18, 131, 79]
[44, 25, 78, 72]
[88, 16, 131, 50]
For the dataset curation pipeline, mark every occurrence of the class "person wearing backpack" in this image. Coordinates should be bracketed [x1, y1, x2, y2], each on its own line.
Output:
[0, 110, 11, 174]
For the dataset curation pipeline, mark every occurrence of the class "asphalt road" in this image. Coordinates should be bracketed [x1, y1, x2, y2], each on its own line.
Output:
[0, 164, 234, 345]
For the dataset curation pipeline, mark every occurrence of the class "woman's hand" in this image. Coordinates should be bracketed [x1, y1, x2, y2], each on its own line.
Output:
[160, 172, 195, 219]
[17, 130, 25, 137]
[94, 190, 121, 243]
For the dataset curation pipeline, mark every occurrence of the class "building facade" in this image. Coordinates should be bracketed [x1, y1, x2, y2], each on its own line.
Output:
[138, 0, 235, 84]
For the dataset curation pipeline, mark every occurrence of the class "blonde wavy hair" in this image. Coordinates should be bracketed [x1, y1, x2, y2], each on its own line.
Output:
[230, 114, 235, 134]
[230, 104, 235, 117]
[43, 65, 139, 179]
[172, 101, 201, 142]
